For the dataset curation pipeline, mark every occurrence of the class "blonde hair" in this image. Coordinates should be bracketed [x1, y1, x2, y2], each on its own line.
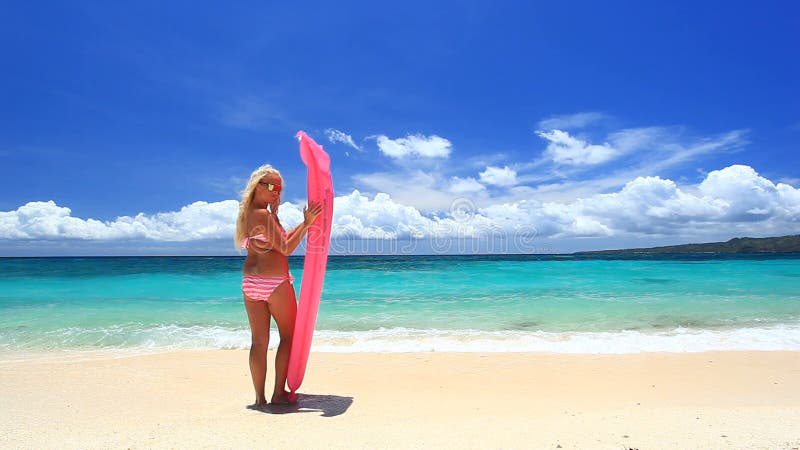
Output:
[234, 164, 284, 248]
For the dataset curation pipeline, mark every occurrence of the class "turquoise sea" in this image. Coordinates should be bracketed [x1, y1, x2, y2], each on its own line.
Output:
[2, 254, 800, 356]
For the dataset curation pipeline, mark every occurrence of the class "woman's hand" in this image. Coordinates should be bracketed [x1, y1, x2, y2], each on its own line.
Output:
[267, 200, 279, 215]
[303, 201, 323, 226]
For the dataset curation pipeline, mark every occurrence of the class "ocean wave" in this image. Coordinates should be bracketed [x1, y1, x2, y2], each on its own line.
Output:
[3, 323, 800, 354]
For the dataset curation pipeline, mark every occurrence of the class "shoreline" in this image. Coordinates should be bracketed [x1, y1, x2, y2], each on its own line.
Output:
[3, 321, 800, 356]
[2, 349, 799, 449]
[2, 346, 800, 361]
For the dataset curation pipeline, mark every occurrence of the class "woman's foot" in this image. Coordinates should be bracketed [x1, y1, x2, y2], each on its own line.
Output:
[271, 390, 297, 405]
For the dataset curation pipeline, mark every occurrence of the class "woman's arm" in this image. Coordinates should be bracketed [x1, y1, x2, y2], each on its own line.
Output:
[256, 202, 323, 255]
[286, 223, 306, 239]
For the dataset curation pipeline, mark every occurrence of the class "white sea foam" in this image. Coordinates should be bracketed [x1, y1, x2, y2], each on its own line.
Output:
[310, 325, 800, 353]
[4, 323, 800, 356]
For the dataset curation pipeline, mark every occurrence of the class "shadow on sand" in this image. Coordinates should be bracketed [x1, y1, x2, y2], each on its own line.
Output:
[247, 393, 353, 417]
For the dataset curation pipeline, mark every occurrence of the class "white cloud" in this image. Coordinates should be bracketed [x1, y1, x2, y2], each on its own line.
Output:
[607, 127, 667, 153]
[537, 112, 607, 131]
[576, 176, 727, 235]
[537, 129, 619, 166]
[334, 164, 800, 241]
[645, 129, 747, 170]
[352, 170, 460, 212]
[4, 165, 799, 248]
[697, 165, 799, 221]
[332, 191, 433, 239]
[479, 166, 518, 187]
[572, 165, 800, 236]
[325, 128, 360, 150]
[448, 177, 485, 194]
[0, 200, 242, 241]
[517, 128, 749, 205]
[375, 134, 452, 159]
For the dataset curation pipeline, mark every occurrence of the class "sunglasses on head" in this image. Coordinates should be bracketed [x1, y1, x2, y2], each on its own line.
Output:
[258, 181, 282, 193]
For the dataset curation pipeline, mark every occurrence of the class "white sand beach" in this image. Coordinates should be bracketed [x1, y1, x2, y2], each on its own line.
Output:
[2, 350, 800, 449]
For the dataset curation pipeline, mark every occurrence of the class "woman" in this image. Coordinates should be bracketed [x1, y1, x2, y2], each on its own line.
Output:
[235, 164, 322, 406]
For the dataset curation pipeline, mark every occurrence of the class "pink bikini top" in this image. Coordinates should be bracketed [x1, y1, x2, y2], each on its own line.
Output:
[241, 223, 288, 250]
[241, 233, 269, 249]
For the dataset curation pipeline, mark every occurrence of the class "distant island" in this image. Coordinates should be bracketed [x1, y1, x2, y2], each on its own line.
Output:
[575, 234, 800, 254]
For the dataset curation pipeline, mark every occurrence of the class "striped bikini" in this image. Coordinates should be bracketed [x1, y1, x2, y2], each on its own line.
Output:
[242, 274, 294, 302]
[241, 231, 293, 302]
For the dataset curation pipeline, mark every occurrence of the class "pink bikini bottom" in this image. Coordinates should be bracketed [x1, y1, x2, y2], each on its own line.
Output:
[242, 274, 294, 302]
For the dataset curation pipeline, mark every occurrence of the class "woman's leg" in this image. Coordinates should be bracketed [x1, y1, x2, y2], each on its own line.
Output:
[266, 281, 297, 404]
[243, 296, 271, 405]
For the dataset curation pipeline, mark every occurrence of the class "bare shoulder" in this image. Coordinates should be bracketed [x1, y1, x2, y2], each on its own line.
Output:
[246, 207, 270, 230]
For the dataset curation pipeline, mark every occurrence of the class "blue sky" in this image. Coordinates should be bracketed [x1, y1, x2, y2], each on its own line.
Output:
[1, 1, 799, 255]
